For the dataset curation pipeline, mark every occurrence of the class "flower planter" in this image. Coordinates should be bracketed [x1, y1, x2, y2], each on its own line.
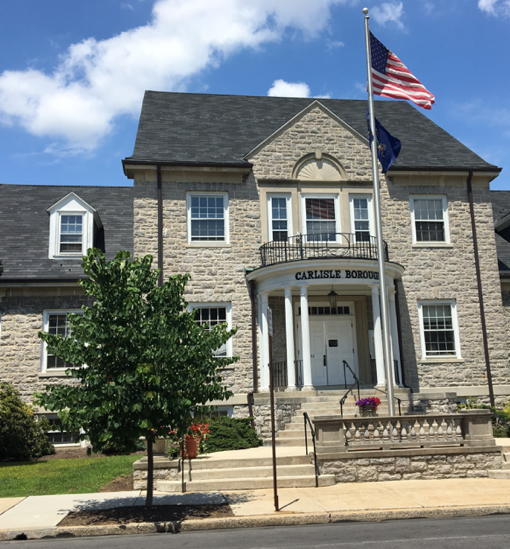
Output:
[180, 435, 202, 459]
[359, 406, 377, 417]
[145, 438, 168, 455]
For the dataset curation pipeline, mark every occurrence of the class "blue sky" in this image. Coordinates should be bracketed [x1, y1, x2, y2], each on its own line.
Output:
[0, 0, 508, 189]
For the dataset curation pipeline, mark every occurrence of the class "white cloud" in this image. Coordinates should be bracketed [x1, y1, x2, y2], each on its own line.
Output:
[325, 39, 345, 52]
[370, 2, 404, 28]
[267, 79, 311, 98]
[0, 0, 354, 154]
[478, 0, 510, 17]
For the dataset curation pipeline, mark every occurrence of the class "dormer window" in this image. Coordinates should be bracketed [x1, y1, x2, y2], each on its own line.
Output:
[48, 193, 102, 259]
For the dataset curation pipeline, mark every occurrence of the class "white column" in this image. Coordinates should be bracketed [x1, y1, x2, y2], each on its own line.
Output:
[371, 285, 386, 387]
[300, 286, 313, 390]
[260, 293, 269, 392]
[285, 287, 297, 391]
[389, 290, 402, 387]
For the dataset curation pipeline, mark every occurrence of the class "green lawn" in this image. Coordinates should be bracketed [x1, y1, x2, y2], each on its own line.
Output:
[0, 455, 140, 498]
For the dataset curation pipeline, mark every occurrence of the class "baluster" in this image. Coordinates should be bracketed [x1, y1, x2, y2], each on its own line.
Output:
[419, 419, 426, 441]
[345, 425, 352, 446]
[446, 420, 453, 441]
[373, 423, 380, 443]
[428, 419, 436, 441]
[364, 423, 371, 443]
[401, 422, 408, 444]
[382, 422, 390, 443]
[410, 420, 417, 442]
[354, 424, 361, 445]
[455, 419, 463, 440]
[391, 420, 399, 442]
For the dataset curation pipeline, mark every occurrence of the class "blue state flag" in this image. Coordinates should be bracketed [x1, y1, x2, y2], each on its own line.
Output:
[367, 110, 401, 173]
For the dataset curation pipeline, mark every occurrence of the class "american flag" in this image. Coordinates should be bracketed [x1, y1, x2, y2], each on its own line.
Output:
[370, 32, 435, 110]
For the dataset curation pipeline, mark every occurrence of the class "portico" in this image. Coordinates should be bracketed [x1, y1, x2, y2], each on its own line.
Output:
[247, 252, 405, 393]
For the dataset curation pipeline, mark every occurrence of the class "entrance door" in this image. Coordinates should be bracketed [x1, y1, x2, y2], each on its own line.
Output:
[309, 318, 357, 386]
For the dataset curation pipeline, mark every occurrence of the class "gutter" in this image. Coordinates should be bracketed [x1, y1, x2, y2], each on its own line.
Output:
[467, 170, 495, 407]
[122, 158, 252, 177]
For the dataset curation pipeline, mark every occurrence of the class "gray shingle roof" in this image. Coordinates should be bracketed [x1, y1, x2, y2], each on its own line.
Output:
[127, 91, 498, 172]
[491, 191, 510, 273]
[0, 184, 133, 281]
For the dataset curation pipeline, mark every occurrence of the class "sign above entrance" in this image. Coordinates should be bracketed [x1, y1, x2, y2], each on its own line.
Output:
[295, 269, 380, 281]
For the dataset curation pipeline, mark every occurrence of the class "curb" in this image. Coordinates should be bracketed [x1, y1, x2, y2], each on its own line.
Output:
[2, 505, 510, 540]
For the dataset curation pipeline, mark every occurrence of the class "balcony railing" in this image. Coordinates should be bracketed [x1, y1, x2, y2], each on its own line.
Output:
[260, 233, 389, 268]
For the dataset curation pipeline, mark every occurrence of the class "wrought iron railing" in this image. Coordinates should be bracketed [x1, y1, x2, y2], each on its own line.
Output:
[271, 360, 304, 389]
[260, 232, 389, 267]
[303, 412, 319, 487]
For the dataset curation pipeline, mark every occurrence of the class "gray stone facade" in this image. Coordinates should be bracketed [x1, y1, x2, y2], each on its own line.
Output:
[0, 289, 89, 403]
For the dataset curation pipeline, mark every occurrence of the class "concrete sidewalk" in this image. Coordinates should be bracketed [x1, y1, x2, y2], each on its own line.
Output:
[2, 477, 510, 540]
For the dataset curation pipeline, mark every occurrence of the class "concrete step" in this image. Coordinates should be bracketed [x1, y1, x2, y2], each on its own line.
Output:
[288, 409, 389, 423]
[188, 464, 315, 480]
[488, 469, 510, 479]
[157, 474, 336, 492]
[278, 430, 306, 439]
[181, 454, 311, 470]
[502, 462, 510, 470]
[503, 453, 510, 462]
[264, 437, 306, 447]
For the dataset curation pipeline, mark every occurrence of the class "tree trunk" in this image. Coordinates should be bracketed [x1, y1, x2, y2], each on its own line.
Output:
[146, 435, 154, 506]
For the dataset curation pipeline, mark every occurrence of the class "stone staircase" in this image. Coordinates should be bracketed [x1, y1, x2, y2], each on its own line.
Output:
[265, 391, 390, 447]
[488, 450, 510, 478]
[155, 449, 336, 492]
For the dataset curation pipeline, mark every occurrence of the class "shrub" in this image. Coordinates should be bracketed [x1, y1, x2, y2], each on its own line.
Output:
[205, 416, 261, 453]
[92, 439, 146, 455]
[0, 383, 55, 461]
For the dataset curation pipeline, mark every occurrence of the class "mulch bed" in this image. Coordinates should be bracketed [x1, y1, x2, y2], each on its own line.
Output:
[58, 503, 234, 526]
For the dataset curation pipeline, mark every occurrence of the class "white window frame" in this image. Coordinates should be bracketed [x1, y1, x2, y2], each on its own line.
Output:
[48, 193, 100, 259]
[349, 194, 374, 240]
[300, 194, 341, 242]
[186, 192, 229, 244]
[267, 193, 292, 242]
[417, 300, 461, 360]
[187, 302, 232, 357]
[41, 309, 83, 373]
[410, 195, 450, 245]
[41, 414, 81, 446]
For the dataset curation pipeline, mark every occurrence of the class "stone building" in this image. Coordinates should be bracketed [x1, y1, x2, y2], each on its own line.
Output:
[1, 91, 508, 444]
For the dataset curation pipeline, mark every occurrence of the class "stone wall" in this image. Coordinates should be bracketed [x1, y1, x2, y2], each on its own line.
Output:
[409, 392, 458, 414]
[253, 399, 302, 440]
[134, 175, 261, 396]
[319, 449, 502, 483]
[385, 177, 509, 392]
[0, 289, 89, 403]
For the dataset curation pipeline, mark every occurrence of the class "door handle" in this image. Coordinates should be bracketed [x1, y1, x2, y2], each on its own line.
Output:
[323, 354, 327, 366]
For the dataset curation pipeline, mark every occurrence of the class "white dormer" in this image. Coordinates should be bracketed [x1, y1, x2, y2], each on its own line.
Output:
[47, 193, 102, 259]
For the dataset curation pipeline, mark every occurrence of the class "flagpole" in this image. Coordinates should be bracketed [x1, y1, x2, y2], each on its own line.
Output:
[363, 7, 396, 416]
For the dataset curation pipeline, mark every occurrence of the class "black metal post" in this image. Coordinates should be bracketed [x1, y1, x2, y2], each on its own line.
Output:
[268, 332, 279, 512]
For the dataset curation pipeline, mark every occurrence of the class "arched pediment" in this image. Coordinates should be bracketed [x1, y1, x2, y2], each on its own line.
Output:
[293, 151, 346, 181]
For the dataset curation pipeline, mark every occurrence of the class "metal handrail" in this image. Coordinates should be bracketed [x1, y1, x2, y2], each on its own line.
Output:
[303, 412, 319, 487]
[259, 232, 389, 267]
[341, 360, 402, 416]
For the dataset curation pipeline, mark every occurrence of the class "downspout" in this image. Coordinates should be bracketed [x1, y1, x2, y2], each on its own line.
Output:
[157, 164, 163, 287]
[467, 170, 495, 406]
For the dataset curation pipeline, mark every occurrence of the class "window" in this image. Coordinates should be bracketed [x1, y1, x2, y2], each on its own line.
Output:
[301, 195, 340, 242]
[349, 195, 373, 242]
[187, 193, 229, 243]
[60, 215, 83, 253]
[48, 192, 102, 259]
[43, 415, 80, 445]
[41, 310, 81, 371]
[189, 303, 232, 357]
[410, 196, 449, 244]
[267, 194, 292, 242]
[418, 301, 460, 359]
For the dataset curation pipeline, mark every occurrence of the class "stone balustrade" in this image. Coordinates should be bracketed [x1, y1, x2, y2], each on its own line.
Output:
[313, 409, 495, 453]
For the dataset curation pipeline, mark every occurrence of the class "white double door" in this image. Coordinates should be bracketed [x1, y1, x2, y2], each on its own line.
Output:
[309, 317, 357, 386]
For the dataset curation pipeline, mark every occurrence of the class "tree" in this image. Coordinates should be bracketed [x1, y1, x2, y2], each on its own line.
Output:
[35, 249, 237, 505]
